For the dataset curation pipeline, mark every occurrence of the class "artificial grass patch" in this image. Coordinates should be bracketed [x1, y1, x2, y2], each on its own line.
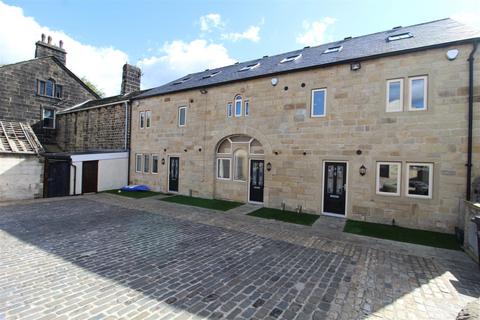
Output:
[160, 195, 243, 211]
[343, 220, 461, 250]
[247, 207, 320, 226]
[103, 189, 163, 199]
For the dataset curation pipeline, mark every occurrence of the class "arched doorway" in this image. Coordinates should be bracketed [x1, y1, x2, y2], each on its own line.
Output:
[215, 135, 265, 203]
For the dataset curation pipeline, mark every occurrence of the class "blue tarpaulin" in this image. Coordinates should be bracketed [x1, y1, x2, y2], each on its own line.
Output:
[120, 185, 150, 192]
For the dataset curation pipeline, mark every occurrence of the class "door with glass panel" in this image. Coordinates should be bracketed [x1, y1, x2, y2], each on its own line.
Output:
[323, 162, 347, 215]
[249, 159, 264, 203]
[168, 157, 179, 192]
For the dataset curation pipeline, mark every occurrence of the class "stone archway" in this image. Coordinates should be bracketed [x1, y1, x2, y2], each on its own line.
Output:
[214, 134, 265, 203]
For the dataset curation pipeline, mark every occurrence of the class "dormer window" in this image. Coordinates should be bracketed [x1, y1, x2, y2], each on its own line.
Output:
[239, 63, 260, 72]
[387, 32, 413, 42]
[280, 53, 301, 63]
[323, 45, 343, 54]
[173, 77, 191, 85]
[202, 71, 222, 79]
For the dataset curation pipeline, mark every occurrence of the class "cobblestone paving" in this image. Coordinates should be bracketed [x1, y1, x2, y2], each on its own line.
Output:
[0, 197, 479, 320]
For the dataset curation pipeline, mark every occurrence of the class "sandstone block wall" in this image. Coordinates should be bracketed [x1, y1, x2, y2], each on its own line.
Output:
[130, 44, 480, 233]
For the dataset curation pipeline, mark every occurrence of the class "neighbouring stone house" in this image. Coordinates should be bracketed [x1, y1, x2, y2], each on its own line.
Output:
[128, 18, 480, 233]
[0, 34, 99, 147]
[0, 121, 44, 201]
[52, 64, 143, 195]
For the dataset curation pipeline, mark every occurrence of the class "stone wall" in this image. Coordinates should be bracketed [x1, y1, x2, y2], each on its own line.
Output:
[0, 154, 43, 201]
[56, 103, 130, 152]
[0, 58, 97, 144]
[130, 43, 480, 233]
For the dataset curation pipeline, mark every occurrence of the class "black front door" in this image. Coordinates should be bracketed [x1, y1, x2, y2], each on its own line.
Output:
[323, 162, 347, 215]
[44, 159, 70, 198]
[249, 159, 264, 203]
[169, 157, 179, 192]
[82, 161, 98, 194]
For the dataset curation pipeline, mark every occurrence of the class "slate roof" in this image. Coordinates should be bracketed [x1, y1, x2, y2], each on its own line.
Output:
[137, 18, 480, 99]
[0, 121, 43, 154]
[58, 90, 147, 114]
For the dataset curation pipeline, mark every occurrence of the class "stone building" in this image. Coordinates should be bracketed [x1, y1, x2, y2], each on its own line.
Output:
[51, 64, 143, 196]
[129, 18, 480, 233]
[0, 121, 44, 201]
[0, 34, 99, 146]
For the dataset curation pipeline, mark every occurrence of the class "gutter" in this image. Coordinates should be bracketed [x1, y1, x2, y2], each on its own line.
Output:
[58, 99, 130, 115]
[467, 40, 478, 201]
[127, 101, 132, 184]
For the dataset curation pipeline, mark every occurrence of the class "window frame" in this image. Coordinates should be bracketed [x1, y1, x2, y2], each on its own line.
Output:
[45, 79, 55, 97]
[178, 106, 187, 127]
[146, 110, 152, 128]
[233, 149, 248, 182]
[405, 162, 433, 199]
[152, 154, 159, 174]
[143, 154, 150, 173]
[280, 53, 302, 63]
[216, 158, 231, 180]
[386, 78, 404, 112]
[226, 102, 233, 118]
[310, 88, 327, 118]
[408, 76, 428, 111]
[55, 84, 63, 99]
[375, 162, 402, 196]
[234, 95, 242, 117]
[323, 45, 342, 54]
[244, 99, 250, 116]
[37, 80, 46, 96]
[135, 153, 142, 173]
[42, 107, 56, 129]
[139, 111, 145, 129]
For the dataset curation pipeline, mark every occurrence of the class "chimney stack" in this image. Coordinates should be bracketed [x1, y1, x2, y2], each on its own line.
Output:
[121, 63, 141, 95]
[35, 34, 67, 65]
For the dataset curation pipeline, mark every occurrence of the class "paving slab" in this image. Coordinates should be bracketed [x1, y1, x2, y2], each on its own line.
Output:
[0, 195, 478, 320]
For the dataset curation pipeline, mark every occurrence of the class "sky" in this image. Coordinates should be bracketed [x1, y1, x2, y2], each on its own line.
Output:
[0, 0, 479, 96]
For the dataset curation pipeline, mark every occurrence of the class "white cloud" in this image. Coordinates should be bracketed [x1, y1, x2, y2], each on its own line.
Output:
[0, 1, 128, 96]
[138, 39, 236, 89]
[221, 26, 261, 42]
[199, 13, 224, 32]
[452, 12, 480, 29]
[296, 17, 337, 46]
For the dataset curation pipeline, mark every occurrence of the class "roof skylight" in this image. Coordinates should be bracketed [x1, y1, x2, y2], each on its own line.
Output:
[172, 77, 191, 85]
[280, 53, 302, 63]
[201, 70, 222, 79]
[239, 62, 260, 72]
[387, 32, 413, 42]
[323, 45, 343, 54]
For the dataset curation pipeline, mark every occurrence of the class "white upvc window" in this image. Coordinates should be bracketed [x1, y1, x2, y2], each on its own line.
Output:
[386, 79, 404, 112]
[311, 88, 327, 117]
[42, 107, 56, 129]
[408, 76, 428, 111]
[152, 154, 159, 174]
[406, 163, 433, 199]
[146, 111, 152, 128]
[139, 111, 145, 129]
[234, 95, 242, 117]
[217, 158, 231, 180]
[244, 99, 250, 116]
[143, 154, 150, 173]
[135, 154, 142, 173]
[178, 106, 187, 127]
[226, 103, 233, 118]
[376, 162, 401, 196]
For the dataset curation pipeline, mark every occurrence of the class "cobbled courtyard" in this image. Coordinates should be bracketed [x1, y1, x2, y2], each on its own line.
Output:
[0, 196, 479, 320]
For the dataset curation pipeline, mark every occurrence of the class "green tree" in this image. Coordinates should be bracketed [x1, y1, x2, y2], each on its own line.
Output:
[81, 77, 105, 98]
